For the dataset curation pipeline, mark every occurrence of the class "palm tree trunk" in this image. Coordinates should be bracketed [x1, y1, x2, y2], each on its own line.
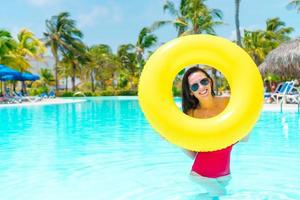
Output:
[91, 69, 95, 92]
[72, 63, 76, 92]
[65, 76, 68, 92]
[51, 46, 59, 91]
[21, 81, 27, 95]
[0, 81, 2, 96]
[235, 0, 242, 47]
[13, 82, 16, 92]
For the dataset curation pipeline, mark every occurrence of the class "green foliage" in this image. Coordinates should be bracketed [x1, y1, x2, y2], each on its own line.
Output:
[96, 89, 137, 96]
[44, 12, 84, 90]
[172, 86, 182, 97]
[84, 92, 94, 96]
[243, 17, 293, 65]
[40, 68, 55, 86]
[28, 86, 49, 96]
[0, 29, 17, 60]
[152, 0, 223, 36]
[59, 92, 74, 97]
[118, 77, 129, 88]
[264, 73, 280, 82]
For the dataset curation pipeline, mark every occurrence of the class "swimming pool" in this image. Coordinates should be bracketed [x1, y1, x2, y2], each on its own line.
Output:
[0, 97, 299, 200]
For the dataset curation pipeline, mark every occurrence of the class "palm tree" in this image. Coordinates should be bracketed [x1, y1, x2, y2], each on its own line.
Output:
[7, 29, 46, 72]
[243, 18, 293, 66]
[153, 0, 223, 36]
[182, 0, 223, 35]
[4, 29, 46, 93]
[287, 0, 300, 12]
[117, 44, 138, 90]
[265, 17, 294, 48]
[40, 68, 55, 87]
[151, 0, 188, 37]
[61, 41, 88, 92]
[243, 30, 266, 65]
[135, 27, 157, 73]
[87, 44, 113, 92]
[235, 0, 242, 47]
[44, 12, 83, 91]
[58, 57, 73, 91]
[0, 29, 17, 64]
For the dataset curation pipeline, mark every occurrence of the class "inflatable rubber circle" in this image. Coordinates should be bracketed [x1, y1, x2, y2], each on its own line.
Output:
[138, 34, 263, 151]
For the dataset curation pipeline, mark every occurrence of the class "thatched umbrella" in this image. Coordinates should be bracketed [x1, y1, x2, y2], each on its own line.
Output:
[259, 38, 300, 79]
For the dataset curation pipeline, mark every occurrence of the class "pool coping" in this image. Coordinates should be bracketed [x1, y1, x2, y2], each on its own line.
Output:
[0, 98, 86, 108]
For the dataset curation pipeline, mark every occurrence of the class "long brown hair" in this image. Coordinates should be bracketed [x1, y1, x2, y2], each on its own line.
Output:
[181, 66, 215, 114]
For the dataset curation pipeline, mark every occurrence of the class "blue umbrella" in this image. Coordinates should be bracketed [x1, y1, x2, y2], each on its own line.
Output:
[0, 64, 22, 77]
[0, 75, 16, 81]
[0, 72, 40, 81]
[18, 73, 40, 81]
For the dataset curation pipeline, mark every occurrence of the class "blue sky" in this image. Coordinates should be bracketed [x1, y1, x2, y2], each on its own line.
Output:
[0, 0, 299, 52]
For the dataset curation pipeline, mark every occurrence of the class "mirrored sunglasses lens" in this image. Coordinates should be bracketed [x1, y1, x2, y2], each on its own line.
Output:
[200, 78, 209, 86]
[191, 84, 199, 92]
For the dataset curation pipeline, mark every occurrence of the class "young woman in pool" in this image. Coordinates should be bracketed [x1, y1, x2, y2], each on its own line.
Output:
[181, 66, 248, 199]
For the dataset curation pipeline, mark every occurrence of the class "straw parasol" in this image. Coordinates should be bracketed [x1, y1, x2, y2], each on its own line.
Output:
[259, 38, 300, 78]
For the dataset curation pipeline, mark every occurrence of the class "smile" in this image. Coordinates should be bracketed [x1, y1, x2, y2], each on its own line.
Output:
[199, 89, 208, 96]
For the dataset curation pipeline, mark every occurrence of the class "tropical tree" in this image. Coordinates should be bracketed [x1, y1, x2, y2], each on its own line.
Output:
[117, 44, 138, 90]
[235, 0, 242, 47]
[243, 18, 293, 65]
[264, 17, 294, 48]
[287, 0, 300, 12]
[243, 30, 266, 65]
[58, 57, 73, 91]
[135, 27, 157, 73]
[6, 29, 45, 72]
[183, 0, 223, 35]
[151, 0, 188, 37]
[2, 29, 46, 93]
[44, 12, 83, 91]
[0, 29, 17, 63]
[153, 0, 223, 36]
[86, 44, 113, 92]
[40, 68, 55, 87]
[61, 41, 87, 92]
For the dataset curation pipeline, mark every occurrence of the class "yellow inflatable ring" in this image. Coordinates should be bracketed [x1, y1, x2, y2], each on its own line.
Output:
[138, 34, 263, 151]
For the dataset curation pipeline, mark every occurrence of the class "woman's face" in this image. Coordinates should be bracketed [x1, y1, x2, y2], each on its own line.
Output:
[188, 71, 212, 100]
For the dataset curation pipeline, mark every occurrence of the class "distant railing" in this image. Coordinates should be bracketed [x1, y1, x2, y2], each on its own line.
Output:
[280, 96, 300, 113]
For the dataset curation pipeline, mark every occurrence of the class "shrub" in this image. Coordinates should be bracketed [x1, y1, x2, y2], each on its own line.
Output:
[59, 92, 74, 97]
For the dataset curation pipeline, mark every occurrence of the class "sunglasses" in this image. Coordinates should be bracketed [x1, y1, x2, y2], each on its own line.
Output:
[190, 78, 210, 92]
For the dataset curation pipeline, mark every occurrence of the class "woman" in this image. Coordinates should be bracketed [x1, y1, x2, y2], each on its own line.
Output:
[181, 66, 247, 199]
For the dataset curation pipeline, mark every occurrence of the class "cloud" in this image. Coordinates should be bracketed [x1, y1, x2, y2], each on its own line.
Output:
[27, 0, 61, 6]
[77, 3, 123, 28]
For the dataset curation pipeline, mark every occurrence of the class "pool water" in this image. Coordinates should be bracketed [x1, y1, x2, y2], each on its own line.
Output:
[0, 97, 300, 200]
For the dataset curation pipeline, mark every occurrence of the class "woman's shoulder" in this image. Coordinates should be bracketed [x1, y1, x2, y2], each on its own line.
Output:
[215, 96, 230, 105]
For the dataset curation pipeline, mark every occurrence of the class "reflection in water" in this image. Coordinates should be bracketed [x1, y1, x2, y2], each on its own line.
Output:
[0, 100, 300, 200]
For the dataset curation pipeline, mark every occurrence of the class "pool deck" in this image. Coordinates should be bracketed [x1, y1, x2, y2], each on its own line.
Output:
[0, 98, 86, 108]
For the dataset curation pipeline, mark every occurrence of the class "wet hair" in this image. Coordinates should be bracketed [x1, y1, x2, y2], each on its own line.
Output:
[181, 66, 215, 114]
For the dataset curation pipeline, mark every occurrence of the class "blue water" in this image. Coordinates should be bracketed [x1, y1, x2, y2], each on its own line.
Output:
[0, 97, 300, 200]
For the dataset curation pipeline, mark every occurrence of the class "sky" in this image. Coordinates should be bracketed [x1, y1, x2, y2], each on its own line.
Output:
[0, 0, 300, 53]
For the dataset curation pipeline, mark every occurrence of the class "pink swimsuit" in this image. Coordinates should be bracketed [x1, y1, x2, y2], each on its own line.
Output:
[191, 145, 233, 178]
